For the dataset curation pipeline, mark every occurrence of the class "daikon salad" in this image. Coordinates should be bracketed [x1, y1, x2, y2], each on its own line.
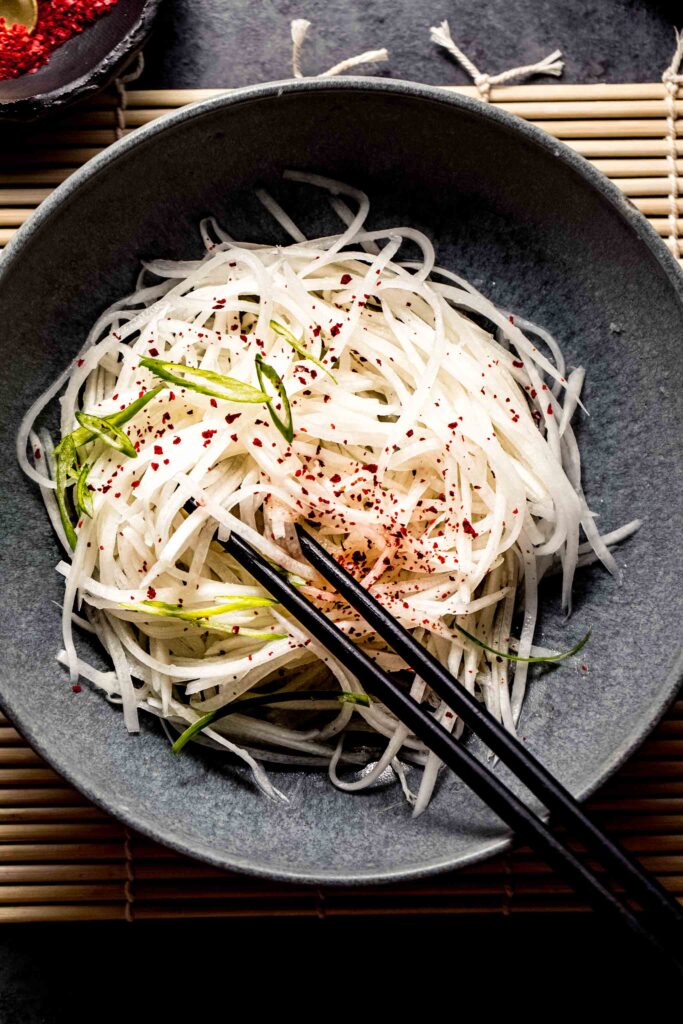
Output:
[17, 172, 639, 812]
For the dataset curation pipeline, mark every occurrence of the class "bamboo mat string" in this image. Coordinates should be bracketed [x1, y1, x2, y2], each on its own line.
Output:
[662, 28, 683, 255]
[429, 19, 564, 101]
[290, 19, 388, 80]
[114, 52, 145, 141]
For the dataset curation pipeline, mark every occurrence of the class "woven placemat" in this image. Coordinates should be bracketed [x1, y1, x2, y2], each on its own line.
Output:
[1, 82, 681, 922]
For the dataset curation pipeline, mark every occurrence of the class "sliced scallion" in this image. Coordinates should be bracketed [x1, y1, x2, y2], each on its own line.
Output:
[74, 412, 137, 459]
[172, 690, 370, 754]
[270, 319, 337, 383]
[122, 596, 278, 619]
[57, 385, 165, 453]
[139, 357, 270, 404]
[120, 596, 284, 637]
[75, 463, 94, 519]
[454, 623, 590, 663]
[55, 436, 77, 550]
[255, 356, 294, 443]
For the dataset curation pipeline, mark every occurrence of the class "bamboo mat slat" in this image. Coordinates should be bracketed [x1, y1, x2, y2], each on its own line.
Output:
[0, 82, 681, 922]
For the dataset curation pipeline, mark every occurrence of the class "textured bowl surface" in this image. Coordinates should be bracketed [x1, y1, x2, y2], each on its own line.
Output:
[1, 79, 682, 884]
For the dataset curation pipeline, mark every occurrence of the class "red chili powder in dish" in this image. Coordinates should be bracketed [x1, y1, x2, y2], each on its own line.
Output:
[0, 1, 121, 81]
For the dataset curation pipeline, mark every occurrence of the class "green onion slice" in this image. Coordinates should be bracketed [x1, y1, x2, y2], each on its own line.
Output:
[120, 596, 283, 636]
[55, 436, 78, 550]
[74, 412, 137, 459]
[270, 319, 337, 383]
[255, 356, 294, 443]
[75, 463, 94, 519]
[172, 690, 370, 754]
[122, 596, 278, 620]
[57, 385, 165, 453]
[139, 357, 270, 404]
[454, 623, 590, 664]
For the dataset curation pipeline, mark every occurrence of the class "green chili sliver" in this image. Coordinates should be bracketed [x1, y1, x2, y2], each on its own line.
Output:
[55, 436, 77, 550]
[137, 596, 277, 617]
[57, 385, 165, 453]
[270, 319, 337, 383]
[255, 356, 294, 443]
[139, 357, 270, 404]
[454, 623, 590, 664]
[74, 411, 138, 459]
[172, 690, 370, 755]
[75, 462, 94, 519]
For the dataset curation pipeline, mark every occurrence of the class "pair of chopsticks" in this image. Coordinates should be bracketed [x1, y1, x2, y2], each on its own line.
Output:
[186, 500, 683, 968]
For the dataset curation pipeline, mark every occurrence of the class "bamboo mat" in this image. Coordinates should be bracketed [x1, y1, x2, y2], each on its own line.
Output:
[1, 81, 681, 923]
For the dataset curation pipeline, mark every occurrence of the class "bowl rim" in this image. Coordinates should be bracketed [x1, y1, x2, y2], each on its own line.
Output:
[0, 0, 162, 121]
[1, 75, 682, 885]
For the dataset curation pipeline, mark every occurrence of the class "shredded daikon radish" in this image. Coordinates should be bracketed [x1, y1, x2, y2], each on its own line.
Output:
[17, 175, 637, 810]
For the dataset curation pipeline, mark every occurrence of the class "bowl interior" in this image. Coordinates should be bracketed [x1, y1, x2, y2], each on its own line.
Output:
[0, 0, 148, 104]
[0, 81, 681, 883]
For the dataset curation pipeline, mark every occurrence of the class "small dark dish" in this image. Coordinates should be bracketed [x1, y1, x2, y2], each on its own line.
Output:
[0, 79, 681, 884]
[0, 0, 162, 122]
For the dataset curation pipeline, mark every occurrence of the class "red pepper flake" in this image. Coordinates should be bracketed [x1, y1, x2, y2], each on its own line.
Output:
[201, 429, 216, 439]
[462, 518, 479, 539]
[34, 447, 41, 459]
[131, 480, 140, 489]
[76, 358, 84, 367]
[547, 404, 553, 416]
[330, 324, 342, 337]
[330, 473, 341, 484]
[147, 587, 157, 600]
[253, 438, 263, 447]
[71, 684, 82, 694]
[148, 347, 159, 356]
[172, 436, 181, 445]
[362, 463, 378, 474]
[151, 462, 159, 471]
[225, 413, 241, 424]
[340, 274, 352, 285]
[312, 325, 321, 337]
[154, 445, 163, 455]
[0, 2, 123, 80]
[512, 359, 524, 368]
[210, 398, 218, 408]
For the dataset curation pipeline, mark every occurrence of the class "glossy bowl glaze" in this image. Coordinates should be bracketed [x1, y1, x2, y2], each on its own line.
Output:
[1, 79, 681, 883]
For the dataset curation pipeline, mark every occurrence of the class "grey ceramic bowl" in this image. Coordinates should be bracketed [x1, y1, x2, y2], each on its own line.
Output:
[0, 0, 162, 123]
[1, 79, 682, 885]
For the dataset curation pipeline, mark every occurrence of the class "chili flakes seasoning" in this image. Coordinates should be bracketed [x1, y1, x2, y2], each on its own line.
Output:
[0, 1, 122, 81]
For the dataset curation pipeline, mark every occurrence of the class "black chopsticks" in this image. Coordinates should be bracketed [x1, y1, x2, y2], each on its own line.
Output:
[185, 500, 682, 968]
[295, 525, 683, 930]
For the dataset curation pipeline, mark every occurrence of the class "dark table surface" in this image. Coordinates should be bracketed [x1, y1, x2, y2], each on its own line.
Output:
[140, 0, 681, 89]
[2, 1, 682, 1017]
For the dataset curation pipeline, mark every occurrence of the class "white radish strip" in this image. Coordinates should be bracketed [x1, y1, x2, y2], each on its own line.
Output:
[16, 176, 635, 811]
[255, 189, 307, 243]
[559, 367, 586, 437]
